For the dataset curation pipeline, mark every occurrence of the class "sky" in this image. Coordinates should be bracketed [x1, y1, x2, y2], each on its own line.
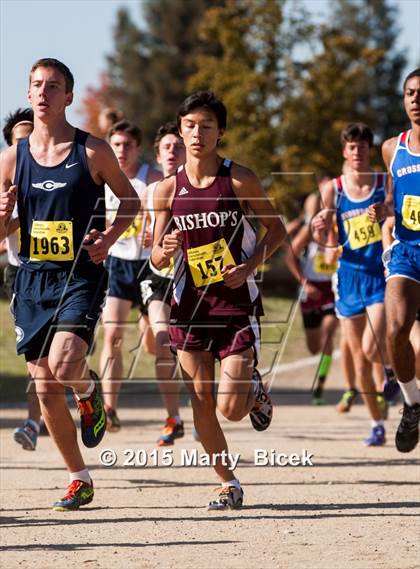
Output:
[1, 0, 419, 131]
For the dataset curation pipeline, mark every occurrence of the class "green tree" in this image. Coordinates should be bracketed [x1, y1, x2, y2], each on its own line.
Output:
[332, 0, 407, 140]
[188, 0, 315, 217]
[279, 0, 407, 208]
[105, 0, 219, 153]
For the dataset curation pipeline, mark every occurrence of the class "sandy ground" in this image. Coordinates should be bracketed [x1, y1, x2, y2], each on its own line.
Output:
[1, 359, 419, 569]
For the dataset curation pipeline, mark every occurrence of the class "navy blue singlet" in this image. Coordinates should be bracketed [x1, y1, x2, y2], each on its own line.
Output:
[15, 129, 105, 274]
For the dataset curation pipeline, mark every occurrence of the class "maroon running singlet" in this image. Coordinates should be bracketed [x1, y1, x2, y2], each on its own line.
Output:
[170, 159, 263, 322]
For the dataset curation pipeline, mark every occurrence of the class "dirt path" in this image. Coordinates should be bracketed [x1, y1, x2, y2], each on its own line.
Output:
[1, 361, 419, 569]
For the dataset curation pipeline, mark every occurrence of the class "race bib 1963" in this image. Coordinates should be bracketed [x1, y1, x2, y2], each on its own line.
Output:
[30, 220, 73, 261]
[401, 195, 420, 232]
[187, 238, 236, 287]
[345, 213, 381, 250]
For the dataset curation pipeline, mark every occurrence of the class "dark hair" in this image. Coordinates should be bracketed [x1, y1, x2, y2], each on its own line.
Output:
[403, 68, 420, 91]
[30, 58, 74, 93]
[3, 107, 34, 146]
[340, 122, 373, 148]
[153, 121, 181, 154]
[100, 107, 123, 124]
[176, 90, 227, 129]
[108, 120, 142, 146]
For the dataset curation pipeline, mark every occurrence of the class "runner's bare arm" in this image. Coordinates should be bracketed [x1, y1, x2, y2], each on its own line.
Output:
[311, 180, 335, 243]
[382, 216, 395, 250]
[151, 176, 180, 269]
[368, 137, 397, 223]
[139, 184, 152, 248]
[225, 164, 285, 288]
[284, 224, 312, 285]
[0, 147, 17, 240]
[6, 217, 20, 235]
[83, 137, 140, 262]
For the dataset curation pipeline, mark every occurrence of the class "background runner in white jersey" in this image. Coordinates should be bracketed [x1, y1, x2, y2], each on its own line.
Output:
[100, 120, 162, 432]
[105, 163, 151, 261]
[142, 122, 186, 446]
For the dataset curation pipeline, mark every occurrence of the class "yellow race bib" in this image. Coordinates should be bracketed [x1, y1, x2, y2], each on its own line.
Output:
[30, 221, 73, 261]
[160, 257, 175, 278]
[313, 251, 337, 275]
[120, 215, 143, 240]
[345, 213, 381, 250]
[187, 238, 236, 287]
[109, 211, 144, 240]
[401, 195, 420, 231]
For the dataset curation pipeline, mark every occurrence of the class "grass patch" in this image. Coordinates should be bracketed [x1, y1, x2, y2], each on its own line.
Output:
[0, 294, 308, 401]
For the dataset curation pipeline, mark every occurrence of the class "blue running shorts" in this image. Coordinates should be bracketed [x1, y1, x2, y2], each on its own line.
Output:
[383, 241, 420, 284]
[332, 265, 385, 319]
[12, 267, 107, 361]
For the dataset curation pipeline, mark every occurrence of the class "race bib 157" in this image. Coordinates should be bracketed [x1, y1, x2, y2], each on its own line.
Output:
[187, 237, 236, 287]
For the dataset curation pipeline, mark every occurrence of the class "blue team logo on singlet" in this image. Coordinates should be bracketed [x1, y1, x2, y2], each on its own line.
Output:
[390, 130, 420, 246]
[32, 180, 67, 191]
[334, 174, 386, 273]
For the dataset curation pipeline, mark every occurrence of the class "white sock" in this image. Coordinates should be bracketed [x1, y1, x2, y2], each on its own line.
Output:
[74, 378, 95, 401]
[371, 419, 384, 428]
[222, 479, 241, 490]
[398, 378, 420, 406]
[26, 419, 40, 434]
[69, 469, 92, 485]
[173, 415, 182, 425]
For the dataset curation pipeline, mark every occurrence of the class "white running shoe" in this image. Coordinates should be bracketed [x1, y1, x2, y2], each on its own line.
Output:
[208, 485, 244, 510]
[249, 368, 273, 431]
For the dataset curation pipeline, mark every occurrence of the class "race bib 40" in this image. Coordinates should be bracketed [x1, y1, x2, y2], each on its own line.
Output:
[401, 195, 420, 231]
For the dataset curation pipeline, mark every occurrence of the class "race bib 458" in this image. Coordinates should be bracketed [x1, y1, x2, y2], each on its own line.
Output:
[344, 213, 381, 250]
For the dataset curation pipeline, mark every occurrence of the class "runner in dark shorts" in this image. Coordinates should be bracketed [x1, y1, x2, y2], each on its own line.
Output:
[151, 91, 285, 509]
[1, 108, 43, 451]
[285, 193, 339, 405]
[143, 122, 186, 446]
[0, 58, 139, 510]
[100, 120, 162, 432]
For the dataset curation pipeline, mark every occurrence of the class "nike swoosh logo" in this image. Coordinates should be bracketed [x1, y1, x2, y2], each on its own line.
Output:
[65, 162, 78, 169]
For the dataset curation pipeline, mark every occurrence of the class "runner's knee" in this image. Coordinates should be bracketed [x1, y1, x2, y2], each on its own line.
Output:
[191, 392, 216, 416]
[103, 327, 125, 351]
[362, 337, 381, 362]
[218, 399, 246, 422]
[387, 319, 412, 348]
[35, 381, 65, 407]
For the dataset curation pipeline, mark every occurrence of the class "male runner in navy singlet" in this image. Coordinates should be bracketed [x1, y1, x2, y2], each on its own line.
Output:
[0, 59, 139, 510]
[152, 91, 285, 509]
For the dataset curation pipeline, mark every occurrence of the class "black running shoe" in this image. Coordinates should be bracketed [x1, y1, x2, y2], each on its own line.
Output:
[395, 403, 420, 453]
[75, 371, 106, 448]
[249, 369, 273, 432]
